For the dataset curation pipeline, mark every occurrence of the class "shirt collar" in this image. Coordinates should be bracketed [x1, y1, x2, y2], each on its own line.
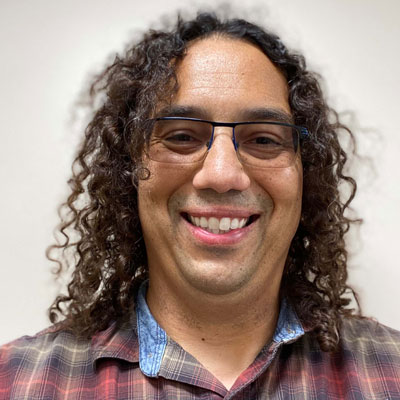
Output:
[90, 306, 140, 369]
[272, 296, 305, 343]
[136, 280, 304, 377]
[136, 280, 167, 377]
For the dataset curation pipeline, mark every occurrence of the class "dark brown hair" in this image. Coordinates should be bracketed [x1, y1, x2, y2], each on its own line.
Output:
[48, 12, 360, 352]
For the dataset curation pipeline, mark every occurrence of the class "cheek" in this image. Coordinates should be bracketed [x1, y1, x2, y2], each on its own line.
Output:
[254, 164, 303, 225]
[138, 162, 195, 216]
[258, 166, 302, 200]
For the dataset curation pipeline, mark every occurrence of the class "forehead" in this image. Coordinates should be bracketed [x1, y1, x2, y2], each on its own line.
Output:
[170, 36, 291, 119]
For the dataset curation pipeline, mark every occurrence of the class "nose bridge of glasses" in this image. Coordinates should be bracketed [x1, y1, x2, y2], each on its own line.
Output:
[209, 123, 237, 151]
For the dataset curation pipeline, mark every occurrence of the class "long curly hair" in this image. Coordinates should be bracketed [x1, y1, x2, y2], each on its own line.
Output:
[48, 12, 361, 352]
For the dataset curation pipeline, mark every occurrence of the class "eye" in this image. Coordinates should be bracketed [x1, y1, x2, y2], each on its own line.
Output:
[251, 135, 282, 146]
[160, 129, 205, 154]
[242, 133, 285, 148]
[165, 132, 198, 143]
[236, 123, 293, 150]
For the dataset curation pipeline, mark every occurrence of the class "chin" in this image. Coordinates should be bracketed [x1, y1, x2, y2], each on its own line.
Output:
[179, 262, 256, 297]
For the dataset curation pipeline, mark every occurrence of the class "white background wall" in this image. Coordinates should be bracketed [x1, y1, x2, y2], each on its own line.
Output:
[1, 0, 399, 345]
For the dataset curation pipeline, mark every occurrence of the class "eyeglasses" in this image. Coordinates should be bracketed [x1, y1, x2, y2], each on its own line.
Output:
[146, 117, 309, 168]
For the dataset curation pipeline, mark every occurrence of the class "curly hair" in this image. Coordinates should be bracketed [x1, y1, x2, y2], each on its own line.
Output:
[48, 11, 361, 352]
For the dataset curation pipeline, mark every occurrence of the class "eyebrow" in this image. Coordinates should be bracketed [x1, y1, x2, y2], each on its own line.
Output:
[156, 105, 208, 119]
[155, 105, 293, 124]
[238, 108, 293, 124]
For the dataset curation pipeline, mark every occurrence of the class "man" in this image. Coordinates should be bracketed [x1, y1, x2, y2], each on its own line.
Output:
[1, 11, 399, 399]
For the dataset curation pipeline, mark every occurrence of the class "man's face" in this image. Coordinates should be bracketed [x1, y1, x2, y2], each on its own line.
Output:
[138, 37, 302, 298]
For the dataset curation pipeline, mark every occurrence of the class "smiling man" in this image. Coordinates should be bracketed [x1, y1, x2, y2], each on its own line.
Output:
[1, 12, 399, 399]
[140, 38, 304, 388]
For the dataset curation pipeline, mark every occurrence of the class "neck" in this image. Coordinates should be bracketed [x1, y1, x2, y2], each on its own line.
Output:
[146, 275, 281, 389]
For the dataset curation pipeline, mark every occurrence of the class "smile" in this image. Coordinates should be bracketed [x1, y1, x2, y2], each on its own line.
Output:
[182, 213, 259, 235]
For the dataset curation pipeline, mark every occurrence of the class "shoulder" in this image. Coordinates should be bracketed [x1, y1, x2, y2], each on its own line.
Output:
[284, 317, 400, 397]
[292, 316, 400, 361]
[0, 325, 93, 396]
[0, 324, 92, 364]
[339, 316, 400, 354]
[336, 317, 400, 394]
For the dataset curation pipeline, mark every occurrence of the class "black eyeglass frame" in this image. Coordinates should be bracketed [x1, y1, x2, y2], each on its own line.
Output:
[151, 116, 309, 154]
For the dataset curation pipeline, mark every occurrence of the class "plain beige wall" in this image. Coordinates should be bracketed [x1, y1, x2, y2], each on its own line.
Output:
[1, 0, 399, 345]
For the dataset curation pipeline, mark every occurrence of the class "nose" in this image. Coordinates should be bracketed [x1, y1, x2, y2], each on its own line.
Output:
[192, 128, 251, 193]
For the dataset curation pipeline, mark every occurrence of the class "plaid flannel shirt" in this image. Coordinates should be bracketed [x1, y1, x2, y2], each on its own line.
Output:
[1, 283, 400, 399]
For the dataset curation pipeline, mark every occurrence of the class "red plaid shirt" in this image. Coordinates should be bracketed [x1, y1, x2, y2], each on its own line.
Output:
[1, 295, 400, 399]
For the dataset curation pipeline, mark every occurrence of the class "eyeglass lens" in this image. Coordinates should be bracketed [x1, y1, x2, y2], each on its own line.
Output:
[148, 119, 299, 168]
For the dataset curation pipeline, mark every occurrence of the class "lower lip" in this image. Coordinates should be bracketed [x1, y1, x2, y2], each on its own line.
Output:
[183, 217, 255, 245]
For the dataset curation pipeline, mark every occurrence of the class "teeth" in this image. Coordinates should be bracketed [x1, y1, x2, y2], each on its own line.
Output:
[231, 218, 239, 229]
[188, 215, 251, 233]
[219, 217, 230, 231]
[208, 217, 219, 230]
[238, 218, 246, 228]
